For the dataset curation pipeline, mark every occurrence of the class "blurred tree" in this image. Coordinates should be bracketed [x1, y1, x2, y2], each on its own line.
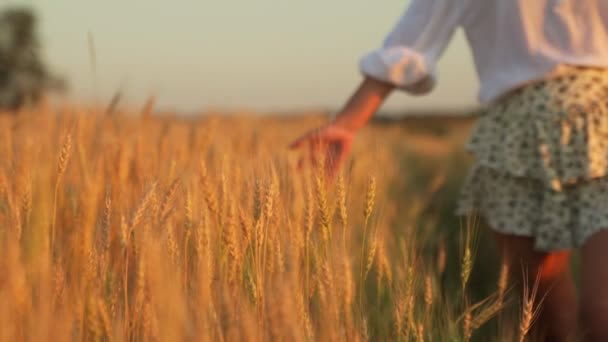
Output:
[0, 7, 66, 111]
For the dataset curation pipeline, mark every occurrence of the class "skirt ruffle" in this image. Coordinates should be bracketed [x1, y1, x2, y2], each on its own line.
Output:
[456, 66, 608, 250]
[465, 67, 608, 192]
[456, 165, 608, 251]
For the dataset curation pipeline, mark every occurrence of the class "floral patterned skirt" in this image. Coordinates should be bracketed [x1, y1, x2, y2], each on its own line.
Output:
[456, 66, 608, 251]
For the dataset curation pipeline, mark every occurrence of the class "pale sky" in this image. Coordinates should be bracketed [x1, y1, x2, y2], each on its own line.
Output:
[5, 0, 478, 114]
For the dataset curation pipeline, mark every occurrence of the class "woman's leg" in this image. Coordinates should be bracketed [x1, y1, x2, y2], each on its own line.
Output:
[494, 232, 578, 341]
[581, 230, 608, 341]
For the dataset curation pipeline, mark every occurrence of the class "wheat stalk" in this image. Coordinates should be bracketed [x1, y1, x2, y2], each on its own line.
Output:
[364, 233, 377, 280]
[359, 177, 376, 307]
[424, 275, 434, 320]
[463, 303, 472, 342]
[337, 174, 348, 250]
[130, 182, 157, 231]
[315, 170, 331, 245]
[471, 299, 504, 331]
[519, 270, 545, 342]
[19, 174, 32, 239]
[51, 133, 72, 249]
[159, 177, 180, 223]
[498, 262, 509, 303]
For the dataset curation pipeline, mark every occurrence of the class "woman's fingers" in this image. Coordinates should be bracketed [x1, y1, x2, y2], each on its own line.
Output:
[289, 134, 309, 150]
[289, 125, 352, 150]
[290, 125, 353, 179]
[324, 143, 339, 174]
[289, 131, 313, 150]
[293, 139, 323, 170]
[325, 140, 351, 180]
[294, 139, 337, 173]
[289, 128, 322, 150]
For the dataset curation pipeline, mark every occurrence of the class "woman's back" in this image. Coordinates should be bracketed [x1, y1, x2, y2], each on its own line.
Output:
[361, 0, 608, 103]
[466, 0, 608, 100]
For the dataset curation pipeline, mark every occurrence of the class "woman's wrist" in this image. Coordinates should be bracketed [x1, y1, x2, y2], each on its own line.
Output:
[330, 77, 394, 133]
[331, 111, 364, 133]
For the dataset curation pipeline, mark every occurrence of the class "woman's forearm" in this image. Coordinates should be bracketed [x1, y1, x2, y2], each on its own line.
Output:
[333, 77, 395, 132]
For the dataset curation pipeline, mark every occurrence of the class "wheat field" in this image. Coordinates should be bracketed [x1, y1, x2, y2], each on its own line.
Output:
[0, 106, 544, 341]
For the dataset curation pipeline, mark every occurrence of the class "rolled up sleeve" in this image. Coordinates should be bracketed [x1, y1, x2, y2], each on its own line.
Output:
[360, 0, 466, 94]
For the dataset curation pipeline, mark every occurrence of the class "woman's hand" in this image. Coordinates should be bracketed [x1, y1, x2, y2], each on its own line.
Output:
[289, 121, 355, 179]
[288, 77, 394, 179]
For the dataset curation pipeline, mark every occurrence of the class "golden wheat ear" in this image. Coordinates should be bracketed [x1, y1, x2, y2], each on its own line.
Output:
[51, 133, 72, 249]
[519, 267, 546, 342]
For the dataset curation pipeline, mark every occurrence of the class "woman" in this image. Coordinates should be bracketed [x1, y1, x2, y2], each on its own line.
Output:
[290, 1, 608, 340]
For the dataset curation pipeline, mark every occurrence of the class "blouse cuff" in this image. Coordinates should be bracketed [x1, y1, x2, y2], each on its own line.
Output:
[359, 47, 436, 94]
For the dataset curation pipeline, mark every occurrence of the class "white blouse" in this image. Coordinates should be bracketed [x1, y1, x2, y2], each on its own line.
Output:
[360, 0, 608, 104]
